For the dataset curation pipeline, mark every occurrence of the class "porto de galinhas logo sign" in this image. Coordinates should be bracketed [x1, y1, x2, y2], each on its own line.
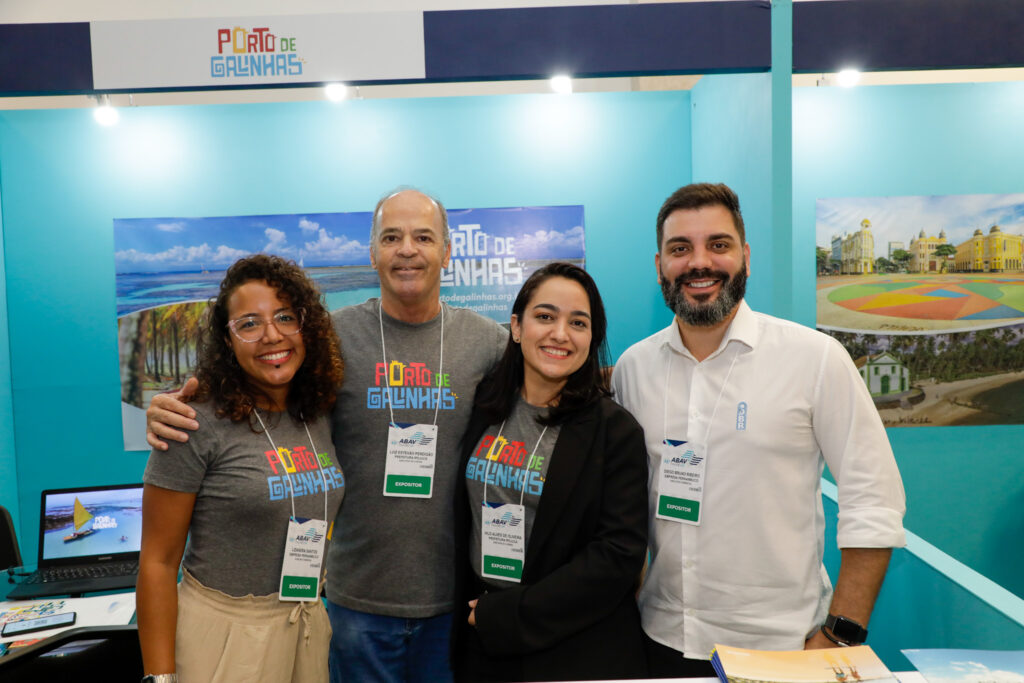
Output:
[211, 26, 304, 78]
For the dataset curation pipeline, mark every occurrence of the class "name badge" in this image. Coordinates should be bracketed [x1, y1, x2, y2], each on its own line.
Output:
[383, 422, 438, 498]
[655, 439, 706, 526]
[481, 502, 525, 583]
[279, 516, 328, 602]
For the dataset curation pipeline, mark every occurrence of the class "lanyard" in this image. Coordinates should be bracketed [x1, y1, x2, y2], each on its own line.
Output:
[482, 418, 549, 507]
[662, 343, 740, 448]
[378, 300, 445, 426]
[253, 409, 329, 523]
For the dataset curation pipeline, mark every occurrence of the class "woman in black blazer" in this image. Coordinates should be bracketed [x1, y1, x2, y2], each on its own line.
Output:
[452, 262, 649, 682]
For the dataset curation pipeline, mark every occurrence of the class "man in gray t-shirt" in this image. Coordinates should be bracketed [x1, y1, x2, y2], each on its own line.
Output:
[148, 189, 507, 683]
[326, 300, 504, 619]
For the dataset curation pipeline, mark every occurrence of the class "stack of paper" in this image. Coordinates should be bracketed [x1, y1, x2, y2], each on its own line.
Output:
[0, 593, 136, 656]
[711, 644, 898, 683]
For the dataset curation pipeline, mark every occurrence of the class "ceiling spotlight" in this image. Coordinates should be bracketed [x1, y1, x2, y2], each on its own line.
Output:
[549, 74, 573, 95]
[836, 69, 861, 88]
[93, 94, 119, 126]
[324, 83, 349, 102]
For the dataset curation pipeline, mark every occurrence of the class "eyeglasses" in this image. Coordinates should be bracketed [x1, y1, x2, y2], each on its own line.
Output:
[227, 309, 304, 343]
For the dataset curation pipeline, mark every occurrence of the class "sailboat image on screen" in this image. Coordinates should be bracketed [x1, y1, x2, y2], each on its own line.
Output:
[62, 497, 96, 543]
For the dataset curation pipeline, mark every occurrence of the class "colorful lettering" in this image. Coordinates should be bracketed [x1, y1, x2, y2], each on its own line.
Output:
[265, 449, 280, 474]
[476, 435, 495, 459]
[492, 440, 527, 467]
[217, 29, 232, 54]
[465, 458, 544, 497]
[276, 447, 296, 474]
[389, 361, 405, 386]
[485, 436, 507, 462]
[232, 27, 247, 54]
[253, 27, 273, 52]
[211, 27, 302, 79]
[365, 386, 456, 410]
[268, 475, 287, 500]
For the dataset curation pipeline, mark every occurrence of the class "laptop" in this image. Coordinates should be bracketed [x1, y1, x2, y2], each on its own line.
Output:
[6, 484, 143, 600]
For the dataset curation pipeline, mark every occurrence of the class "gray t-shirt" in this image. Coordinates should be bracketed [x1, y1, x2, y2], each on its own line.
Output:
[465, 397, 558, 588]
[325, 299, 507, 617]
[144, 401, 344, 597]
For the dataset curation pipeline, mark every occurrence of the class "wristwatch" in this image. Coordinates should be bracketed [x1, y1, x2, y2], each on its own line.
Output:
[141, 675, 179, 683]
[822, 614, 868, 646]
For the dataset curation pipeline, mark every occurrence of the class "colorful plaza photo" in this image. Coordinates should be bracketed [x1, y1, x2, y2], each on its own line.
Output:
[816, 193, 1024, 427]
[817, 273, 1024, 333]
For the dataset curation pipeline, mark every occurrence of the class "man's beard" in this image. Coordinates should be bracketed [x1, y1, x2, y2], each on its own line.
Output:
[660, 265, 747, 327]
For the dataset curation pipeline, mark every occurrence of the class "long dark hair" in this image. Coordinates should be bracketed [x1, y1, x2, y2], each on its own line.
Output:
[474, 262, 610, 426]
[193, 254, 344, 423]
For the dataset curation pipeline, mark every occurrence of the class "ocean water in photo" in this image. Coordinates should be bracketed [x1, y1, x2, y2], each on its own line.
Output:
[42, 504, 143, 559]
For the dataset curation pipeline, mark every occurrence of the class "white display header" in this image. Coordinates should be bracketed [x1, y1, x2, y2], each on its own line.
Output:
[90, 12, 425, 90]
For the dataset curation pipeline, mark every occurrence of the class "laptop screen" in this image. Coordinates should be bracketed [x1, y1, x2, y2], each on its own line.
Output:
[38, 484, 143, 564]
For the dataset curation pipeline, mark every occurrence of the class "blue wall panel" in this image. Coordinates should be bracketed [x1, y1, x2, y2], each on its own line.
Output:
[424, 2, 770, 80]
[0, 91, 690, 560]
[0, 184, 18, 535]
[794, 0, 1024, 73]
[0, 23, 93, 95]
[794, 81, 1024, 599]
[822, 495, 1024, 670]
[689, 72, 774, 316]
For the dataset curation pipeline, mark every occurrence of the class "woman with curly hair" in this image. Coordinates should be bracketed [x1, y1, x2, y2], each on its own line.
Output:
[138, 254, 345, 683]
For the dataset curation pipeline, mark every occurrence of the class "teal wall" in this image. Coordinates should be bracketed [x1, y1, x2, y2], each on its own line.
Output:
[822, 493, 1024, 670]
[794, 81, 1024, 600]
[690, 72, 774, 315]
[0, 91, 691, 561]
[0, 184, 18, 533]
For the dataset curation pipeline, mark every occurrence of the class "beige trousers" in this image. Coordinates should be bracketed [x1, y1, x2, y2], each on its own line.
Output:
[175, 570, 330, 683]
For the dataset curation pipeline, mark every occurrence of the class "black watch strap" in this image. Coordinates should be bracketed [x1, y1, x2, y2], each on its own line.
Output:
[823, 614, 868, 645]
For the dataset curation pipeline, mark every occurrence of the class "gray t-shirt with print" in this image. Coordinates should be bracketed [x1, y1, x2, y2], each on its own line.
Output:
[144, 401, 344, 597]
[465, 397, 559, 588]
[325, 299, 507, 617]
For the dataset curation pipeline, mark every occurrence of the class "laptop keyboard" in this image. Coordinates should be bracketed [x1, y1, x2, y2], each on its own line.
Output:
[23, 561, 139, 584]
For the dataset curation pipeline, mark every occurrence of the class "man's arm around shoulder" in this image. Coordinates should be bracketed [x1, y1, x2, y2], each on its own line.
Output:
[146, 377, 200, 451]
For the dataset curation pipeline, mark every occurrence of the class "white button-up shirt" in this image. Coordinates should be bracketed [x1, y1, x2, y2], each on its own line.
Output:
[611, 301, 905, 659]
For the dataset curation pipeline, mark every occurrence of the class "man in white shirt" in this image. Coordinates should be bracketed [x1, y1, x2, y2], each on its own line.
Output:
[611, 183, 906, 678]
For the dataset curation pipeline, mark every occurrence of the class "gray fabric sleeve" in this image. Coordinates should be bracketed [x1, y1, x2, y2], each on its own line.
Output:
[143, 403, 217, 493]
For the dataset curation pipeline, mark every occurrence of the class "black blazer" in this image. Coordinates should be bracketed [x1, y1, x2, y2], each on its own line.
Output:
[452, 396, 649, 682]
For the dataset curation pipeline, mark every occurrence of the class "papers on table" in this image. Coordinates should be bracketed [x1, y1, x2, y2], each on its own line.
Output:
[0, 593, 135, 645]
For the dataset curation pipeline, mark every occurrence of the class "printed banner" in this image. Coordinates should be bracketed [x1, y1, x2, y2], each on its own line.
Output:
[816, 192, 1024, 427]
[90, 12, 425, 90]
[115, 205, 584, 450]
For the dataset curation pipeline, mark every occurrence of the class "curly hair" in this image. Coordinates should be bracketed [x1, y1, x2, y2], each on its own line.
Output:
[192, 254, 344, 423]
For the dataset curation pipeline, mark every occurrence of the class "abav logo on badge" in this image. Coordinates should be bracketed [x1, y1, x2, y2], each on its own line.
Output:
[399, 431, 435, 446]
[296, 527, 324, 543]
[487, 510, 522, 527]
